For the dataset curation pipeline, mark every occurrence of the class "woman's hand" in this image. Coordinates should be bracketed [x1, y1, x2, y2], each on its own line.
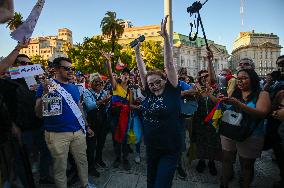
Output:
[100, 50, 112, 62]
[222, 97, 242, 107]
[87, 127, 94, 137]
[134, 41, 142, 51]
[158, 15, 169, 38]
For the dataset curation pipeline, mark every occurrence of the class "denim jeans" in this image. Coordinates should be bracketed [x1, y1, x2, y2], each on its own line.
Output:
[146, 147, 178, 188]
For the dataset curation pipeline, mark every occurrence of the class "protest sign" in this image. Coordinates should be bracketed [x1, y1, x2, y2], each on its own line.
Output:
[9, 64, 44, 79]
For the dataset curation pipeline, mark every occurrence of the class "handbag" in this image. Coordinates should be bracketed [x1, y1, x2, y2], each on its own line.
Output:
[219, 105, 259, 142]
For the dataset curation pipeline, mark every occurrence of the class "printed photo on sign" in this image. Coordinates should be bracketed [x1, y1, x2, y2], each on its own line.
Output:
[42, 95, 62, 116]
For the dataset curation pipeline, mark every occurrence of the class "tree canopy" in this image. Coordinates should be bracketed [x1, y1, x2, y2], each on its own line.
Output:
[6, 12, 23, 31]
[66, 37, 164, 75]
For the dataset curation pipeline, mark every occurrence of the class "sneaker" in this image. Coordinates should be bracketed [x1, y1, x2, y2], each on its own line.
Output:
[39, 177, 55, 185]
[123, 159, 131, 171]
[95, 159, 107, 168]
[177, 166, 187, 179]
[135, 155, 141, 164]
[208, 160, 217, 176]
[112, 158, 121, 168]
[196, 160, 206, 173]
[89, 168, 100, 177]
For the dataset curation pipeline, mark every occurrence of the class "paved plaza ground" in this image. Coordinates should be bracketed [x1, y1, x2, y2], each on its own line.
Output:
[39, 134, 279, 188]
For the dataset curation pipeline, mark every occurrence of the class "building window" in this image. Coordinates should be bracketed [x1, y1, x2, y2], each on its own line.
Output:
[151, 32, 154, 35]
[131, 34, 134, 37]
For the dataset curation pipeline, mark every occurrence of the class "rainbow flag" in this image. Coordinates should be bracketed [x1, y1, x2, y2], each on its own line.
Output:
[204, 101, 223, 129]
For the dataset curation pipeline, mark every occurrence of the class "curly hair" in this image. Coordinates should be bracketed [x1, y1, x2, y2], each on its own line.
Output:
[145, 69, 166, 81]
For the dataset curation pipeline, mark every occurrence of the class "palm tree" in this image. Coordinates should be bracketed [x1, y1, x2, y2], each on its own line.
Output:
[7, 12, 23, 31]
[100, 11, 125, 67]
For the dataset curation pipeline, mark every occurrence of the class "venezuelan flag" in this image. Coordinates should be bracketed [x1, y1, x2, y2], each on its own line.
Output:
[204, 101, 223, 129]
[9, 67, 20, 75]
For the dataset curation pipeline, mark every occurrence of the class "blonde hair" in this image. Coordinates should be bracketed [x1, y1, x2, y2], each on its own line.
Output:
[145, 69, 166, 81]
[89, 73, 102, 84]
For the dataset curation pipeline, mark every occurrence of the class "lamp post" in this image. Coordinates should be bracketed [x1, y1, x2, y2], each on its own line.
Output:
[164, 0, 173, 47]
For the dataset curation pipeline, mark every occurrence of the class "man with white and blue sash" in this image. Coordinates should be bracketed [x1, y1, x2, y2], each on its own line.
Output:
[35, 57, 96, 188]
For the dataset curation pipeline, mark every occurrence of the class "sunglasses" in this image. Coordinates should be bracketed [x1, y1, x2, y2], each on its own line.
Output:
[94, 81, 103, 85]
[17, 61, 32, 66]
[59, 66, 75, 72]
[148, 79, 163, 88]
[239, 62, 251, 67]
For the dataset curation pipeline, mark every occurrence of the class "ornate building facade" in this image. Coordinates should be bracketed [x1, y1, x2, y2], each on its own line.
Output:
[232, 30, 282, 76]
[116, 25, 229, 77]
[19, 28, 73, 61]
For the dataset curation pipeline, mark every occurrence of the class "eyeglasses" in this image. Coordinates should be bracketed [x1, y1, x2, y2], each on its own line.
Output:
[148, 79, 163, 88]
[239, 62, 251, 67]
[237, 77, 249, 81]
[59, 66, 75, 72]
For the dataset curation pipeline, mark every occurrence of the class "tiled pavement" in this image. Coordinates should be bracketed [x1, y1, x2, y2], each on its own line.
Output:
[38, 134, 279, 188]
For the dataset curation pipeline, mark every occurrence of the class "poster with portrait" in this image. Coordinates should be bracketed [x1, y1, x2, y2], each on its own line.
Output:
[42, 95, 62, 116]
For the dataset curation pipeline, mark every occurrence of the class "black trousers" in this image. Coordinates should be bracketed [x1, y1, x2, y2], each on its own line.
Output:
[86, 109, 108, 167]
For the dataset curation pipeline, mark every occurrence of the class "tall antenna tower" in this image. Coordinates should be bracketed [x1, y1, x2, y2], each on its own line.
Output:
[240, 0, 245, 28]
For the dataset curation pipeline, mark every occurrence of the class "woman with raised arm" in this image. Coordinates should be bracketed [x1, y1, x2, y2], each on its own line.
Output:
[101, 51, 132, 171]
[134, 15, 181, 188]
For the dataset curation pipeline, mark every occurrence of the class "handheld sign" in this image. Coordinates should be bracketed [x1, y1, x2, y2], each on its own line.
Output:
[9, 64, 44, 79]
[10, 0, 45, 43]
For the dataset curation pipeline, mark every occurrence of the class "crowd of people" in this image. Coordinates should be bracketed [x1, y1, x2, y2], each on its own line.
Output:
[1, 9, 284, 188]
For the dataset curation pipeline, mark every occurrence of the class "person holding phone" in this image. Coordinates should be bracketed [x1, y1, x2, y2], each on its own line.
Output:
[134, 15, 182, 188]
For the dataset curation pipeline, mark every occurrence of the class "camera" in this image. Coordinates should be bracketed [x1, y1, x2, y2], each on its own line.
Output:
[130, 35, 145, 48]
